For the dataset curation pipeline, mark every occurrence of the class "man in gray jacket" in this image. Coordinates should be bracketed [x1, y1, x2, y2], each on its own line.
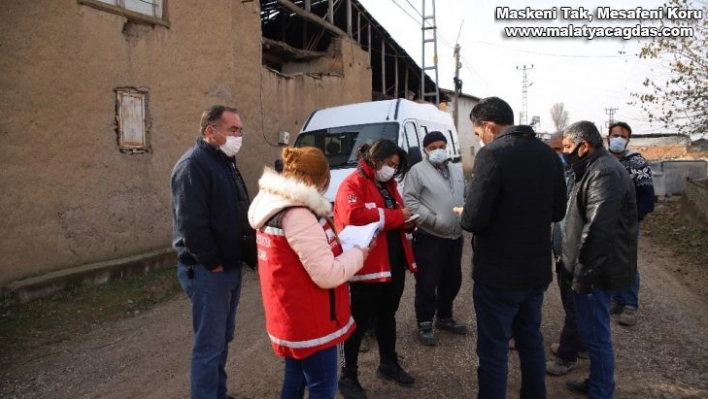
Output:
[403, 131, 467, 346]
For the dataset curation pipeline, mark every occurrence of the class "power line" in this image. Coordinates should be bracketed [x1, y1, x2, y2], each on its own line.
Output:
[473, 40, 633, 59]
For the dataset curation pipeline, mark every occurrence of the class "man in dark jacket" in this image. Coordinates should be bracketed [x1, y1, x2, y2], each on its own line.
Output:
[607, 121, 654, 326]
[561, 121, 638, 398]
[461, 97, 566, 399]
[171, 105, 252, 399]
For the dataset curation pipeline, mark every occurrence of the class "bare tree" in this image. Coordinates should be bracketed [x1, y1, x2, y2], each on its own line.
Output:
[632, 0, 707, 136]
[550, 102, 569, 131]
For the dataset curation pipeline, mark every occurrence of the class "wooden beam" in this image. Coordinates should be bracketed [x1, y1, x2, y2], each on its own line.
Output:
[395, 52, 399, 98]
[346, 0, 352, 37]
[357, 9, 361, 42]
[381, 38, 386, 95]
[367, 22, 371, 53]
[276, 0, 346, 37]
[405, 68, 409, 99]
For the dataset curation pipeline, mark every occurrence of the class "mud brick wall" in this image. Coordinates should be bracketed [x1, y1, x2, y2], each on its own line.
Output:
[682, 179, 708, 228]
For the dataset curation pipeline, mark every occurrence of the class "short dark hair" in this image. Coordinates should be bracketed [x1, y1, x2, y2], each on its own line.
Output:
[200, 105, 238, 135]
[608, 121, 632, 138]
[469, 97, 514, 126]
[357, 139, 409, 180]
[563, 121, 604, 149]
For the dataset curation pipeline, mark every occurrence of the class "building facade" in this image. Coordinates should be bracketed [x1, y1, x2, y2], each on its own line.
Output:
[0, 0, 372, 285]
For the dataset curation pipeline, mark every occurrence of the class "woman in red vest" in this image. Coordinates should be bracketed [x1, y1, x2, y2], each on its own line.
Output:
[248, 147, 368, 399]
[333, 139, 418, 399]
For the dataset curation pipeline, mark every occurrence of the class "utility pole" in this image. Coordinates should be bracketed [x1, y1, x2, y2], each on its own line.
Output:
[420, 0, 440, 105]
[516, 64, 534, 125]
[605, 107, 618, 127]
[453, 44, 461, 130]
[452, 20, 464, 130]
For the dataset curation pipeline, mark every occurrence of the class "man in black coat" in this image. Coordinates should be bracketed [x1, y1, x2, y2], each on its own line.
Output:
[171, 105, 253, 399]
[560, 121, 638, 398]
[460, 97, 566, 399]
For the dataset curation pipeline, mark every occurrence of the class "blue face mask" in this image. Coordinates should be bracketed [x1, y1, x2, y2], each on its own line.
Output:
[427, 148, 448, 164]
[608, 137, 628, 153]
[559, 153, 568, 168]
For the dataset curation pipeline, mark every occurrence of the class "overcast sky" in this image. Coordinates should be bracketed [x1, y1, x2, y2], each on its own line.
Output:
[357, 0, 677, 135]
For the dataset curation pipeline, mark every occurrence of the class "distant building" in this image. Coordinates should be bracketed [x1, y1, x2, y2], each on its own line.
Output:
[440, 89, 481, 175]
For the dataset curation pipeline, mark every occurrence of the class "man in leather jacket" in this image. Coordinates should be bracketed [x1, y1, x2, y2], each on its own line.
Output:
[560, 121, 638, 398]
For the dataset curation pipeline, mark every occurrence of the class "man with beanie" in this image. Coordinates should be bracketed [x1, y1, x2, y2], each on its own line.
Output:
[461, 97, 567, 398]
[403, 131, 467, 347]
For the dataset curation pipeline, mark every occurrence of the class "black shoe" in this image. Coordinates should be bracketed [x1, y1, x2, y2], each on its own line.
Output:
[377, 360, 415, 387]
[339, 369, 367, 399]
[566, 378, 589, 395]
[417, 321, 436, 346]
[435, 318, 468, 335]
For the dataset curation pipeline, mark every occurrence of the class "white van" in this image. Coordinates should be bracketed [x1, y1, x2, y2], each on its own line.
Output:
[294, 99, 463, 202]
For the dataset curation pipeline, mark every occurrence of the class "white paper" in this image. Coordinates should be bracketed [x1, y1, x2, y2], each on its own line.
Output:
[338, 220, 383, 252]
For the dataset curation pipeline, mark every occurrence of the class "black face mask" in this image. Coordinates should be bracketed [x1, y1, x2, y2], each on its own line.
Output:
[562, 145, 583, 166]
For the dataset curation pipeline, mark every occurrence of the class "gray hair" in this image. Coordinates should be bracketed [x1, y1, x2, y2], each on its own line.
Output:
[563, 121, 603, 148]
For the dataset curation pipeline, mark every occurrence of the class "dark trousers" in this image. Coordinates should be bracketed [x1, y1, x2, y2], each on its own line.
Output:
[342, 261, 406, 370]
[413, 232, 463, 322]
[473, 282, 548, 399]
[556, 265, 587, 361]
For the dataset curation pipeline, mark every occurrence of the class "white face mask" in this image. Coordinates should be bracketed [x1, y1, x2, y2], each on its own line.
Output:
[427, 148, 448, 164]
[608, 137, 628, 153]
[375, 165, 395, 182]
[219, 136, 242, 157]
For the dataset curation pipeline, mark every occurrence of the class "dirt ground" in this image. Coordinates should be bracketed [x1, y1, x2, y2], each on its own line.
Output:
[2, 199, 708, 398]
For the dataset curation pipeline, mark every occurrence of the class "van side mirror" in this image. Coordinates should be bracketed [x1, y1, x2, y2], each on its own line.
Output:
[407, 146, 423, 167]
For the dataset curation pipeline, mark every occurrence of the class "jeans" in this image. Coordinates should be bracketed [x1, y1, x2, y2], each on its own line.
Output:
[574, 289, 615, 399]
[612, 270, 640, 309]
[555, 266, 586, 361]
[473, 283, 548, 399]
[178, 263, 242, 399]
[613, 226, 641, 309]
[413, 232, 463, 322]
[281, 346, 338, 399]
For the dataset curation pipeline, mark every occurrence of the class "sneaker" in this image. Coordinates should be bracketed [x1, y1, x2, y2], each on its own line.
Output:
[435, 318, 468, 335]
[550, 342, 589, 360]
[610, 300, 624, 315]
[417, 321, 436, 346]
[377, 359, 415, 387]
[618, 306, 638, 326]
[566, 378, 589, 395]
[546, 356, 577, 376]
[339, 369, 368, 399]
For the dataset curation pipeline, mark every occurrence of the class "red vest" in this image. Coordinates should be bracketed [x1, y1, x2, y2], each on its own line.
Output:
[257, 209, 355, 360]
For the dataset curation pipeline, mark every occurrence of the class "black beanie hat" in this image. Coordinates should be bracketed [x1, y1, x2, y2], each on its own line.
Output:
[423, 131, 447, 148]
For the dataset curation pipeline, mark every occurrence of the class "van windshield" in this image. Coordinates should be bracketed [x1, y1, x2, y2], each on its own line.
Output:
[294, 122, 399, 169]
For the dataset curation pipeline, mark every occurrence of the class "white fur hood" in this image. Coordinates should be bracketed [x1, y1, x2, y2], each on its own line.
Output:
[248, 168, 332, 230]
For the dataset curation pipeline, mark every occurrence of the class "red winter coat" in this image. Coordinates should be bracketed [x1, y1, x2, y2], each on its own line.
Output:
[333, 161, 417, 282]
